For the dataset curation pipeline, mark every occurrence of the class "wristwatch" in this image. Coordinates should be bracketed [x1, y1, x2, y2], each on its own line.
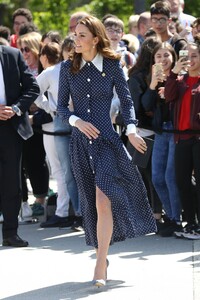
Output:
[12, 105, 22, 116]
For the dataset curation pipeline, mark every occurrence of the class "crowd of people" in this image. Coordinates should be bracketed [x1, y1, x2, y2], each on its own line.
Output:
[0, 0, 200, 288]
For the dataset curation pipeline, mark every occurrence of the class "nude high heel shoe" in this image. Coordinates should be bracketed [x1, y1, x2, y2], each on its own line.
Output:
[93, 259, 109, 288]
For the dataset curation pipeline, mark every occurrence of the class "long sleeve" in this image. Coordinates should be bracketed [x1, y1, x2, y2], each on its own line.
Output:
[164, 71, 179, 102]
[128, 73, 146, 116]
[35, 71, 51, 114]
[113, 60, 137, 127]
[57, 61, 75, 124]
[141, 88, 157, 112]
[35, 93, 51, 114]
[12, 49, 40, 112]
[35, 65, 60, 114]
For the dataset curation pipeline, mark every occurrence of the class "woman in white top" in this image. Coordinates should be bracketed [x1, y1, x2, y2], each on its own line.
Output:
[35, 42, 79, 227]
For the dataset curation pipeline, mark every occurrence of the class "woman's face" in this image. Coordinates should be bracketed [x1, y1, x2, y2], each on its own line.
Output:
[62, 49, 73, 60]
[13, 15, 29, 35]
[20, 41, 38, 69]
[187, 44, 200, 73]
[192, 24, 200, 38]
[74, 24, 98, 56]
[154, 48, 173, 73]
[105, 26, 123, 50]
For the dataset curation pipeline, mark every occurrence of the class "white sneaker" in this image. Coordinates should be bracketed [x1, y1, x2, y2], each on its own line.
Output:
[174, 224, 200, 240]
[183, 225, 200, 240]
[21, 202, 33, 218]
[0, 214, 3, 223]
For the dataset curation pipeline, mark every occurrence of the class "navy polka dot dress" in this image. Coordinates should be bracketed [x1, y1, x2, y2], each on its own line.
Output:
[58, 56, 156, 248]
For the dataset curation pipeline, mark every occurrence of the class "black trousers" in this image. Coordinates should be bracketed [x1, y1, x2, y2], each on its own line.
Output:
[175, 137, 200, 224]
[21, 131, 49, 201]
[0, 122, 22, 238]
[139, 159, 162, 214]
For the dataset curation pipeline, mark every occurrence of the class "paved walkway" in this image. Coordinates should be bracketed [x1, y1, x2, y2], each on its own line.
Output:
[1, 179, 200, 300]
[0, 220, 200, 300]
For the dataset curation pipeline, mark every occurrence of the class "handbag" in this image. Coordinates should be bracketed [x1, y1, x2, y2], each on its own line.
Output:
[126, 137, 154, 168]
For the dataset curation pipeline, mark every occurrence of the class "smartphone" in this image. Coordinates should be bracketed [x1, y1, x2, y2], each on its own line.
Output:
[179, 49, 189, 61]
[154, 63, 164, 80]
[179, 50, 189, 74]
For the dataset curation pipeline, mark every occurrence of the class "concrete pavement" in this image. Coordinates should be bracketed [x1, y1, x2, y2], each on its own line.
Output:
[0, 220, 200, 300]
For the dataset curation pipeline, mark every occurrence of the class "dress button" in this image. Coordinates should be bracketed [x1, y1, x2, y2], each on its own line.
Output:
[88, 63, 90, 66]
[87, 94, 90, 98]
[87, 109, 90, 113]
[90, 156, 92, 159]
[87, 78, 91, 82]
[89, 141, 92, 144]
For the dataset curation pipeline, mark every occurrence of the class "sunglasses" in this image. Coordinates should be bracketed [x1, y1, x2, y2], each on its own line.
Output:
[20, 46, 30, 53]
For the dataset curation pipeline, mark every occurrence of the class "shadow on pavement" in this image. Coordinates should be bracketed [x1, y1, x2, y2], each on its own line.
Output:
[1, 280, 128, 300]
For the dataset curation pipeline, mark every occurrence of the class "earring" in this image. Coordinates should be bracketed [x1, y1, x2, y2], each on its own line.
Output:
[93, 45, 95, 49]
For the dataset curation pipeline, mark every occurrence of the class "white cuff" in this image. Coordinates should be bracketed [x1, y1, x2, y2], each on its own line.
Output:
[69, 115, 81, 126]
[126, 124, 136, 135]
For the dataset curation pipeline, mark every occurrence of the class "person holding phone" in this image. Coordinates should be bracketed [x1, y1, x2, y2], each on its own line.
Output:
[142, 42, 182, 237]
[128, 37, 163, 230]
[178, 49, 189, 74]
[165, 36, 200, 239]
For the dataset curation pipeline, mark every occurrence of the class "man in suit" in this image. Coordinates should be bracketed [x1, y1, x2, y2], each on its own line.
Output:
[0, 45, 40, 247]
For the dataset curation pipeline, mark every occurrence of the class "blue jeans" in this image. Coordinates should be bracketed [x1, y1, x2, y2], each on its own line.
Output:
[54, 115, 80, 215]
[152, 122, 181, 222]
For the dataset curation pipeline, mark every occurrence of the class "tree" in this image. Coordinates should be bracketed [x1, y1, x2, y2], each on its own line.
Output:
[0, 0, 199, 36]
[32, 0, 70, 36]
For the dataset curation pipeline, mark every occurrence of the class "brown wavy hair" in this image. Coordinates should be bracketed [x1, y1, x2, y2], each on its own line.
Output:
[71, 15, 121, 74]
[191, 33, 200, 54]
[39, 42, 62, 65]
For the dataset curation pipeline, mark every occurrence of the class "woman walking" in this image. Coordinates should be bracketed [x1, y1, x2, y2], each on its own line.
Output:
[57, 15, 156, 287]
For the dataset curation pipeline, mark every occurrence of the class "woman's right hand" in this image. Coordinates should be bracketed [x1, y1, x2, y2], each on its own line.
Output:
[75, 119, 100, 139]
[150, 64, 164, 90]
[172, 57, 190, 74]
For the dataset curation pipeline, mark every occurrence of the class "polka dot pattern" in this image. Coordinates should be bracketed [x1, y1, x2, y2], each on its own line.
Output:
[58, 58, 157, 248]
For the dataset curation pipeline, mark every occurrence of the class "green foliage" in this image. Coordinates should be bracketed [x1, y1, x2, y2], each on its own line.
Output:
[75, 0, 134, 24]
[0, 0, 199, 37]
[71, 0, 135, 32]
[31, 0, 69, 36]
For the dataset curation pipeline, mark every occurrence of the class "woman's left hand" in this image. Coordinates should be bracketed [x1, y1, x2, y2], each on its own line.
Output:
[128, 133, 147, 154]
[158, 86, 165, 99]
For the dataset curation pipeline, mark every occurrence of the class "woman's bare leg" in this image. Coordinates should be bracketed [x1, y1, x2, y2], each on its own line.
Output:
[93, 186, 113, 281]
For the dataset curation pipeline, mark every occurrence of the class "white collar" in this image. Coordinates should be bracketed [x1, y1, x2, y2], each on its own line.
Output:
[80, 53, 103, 72]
